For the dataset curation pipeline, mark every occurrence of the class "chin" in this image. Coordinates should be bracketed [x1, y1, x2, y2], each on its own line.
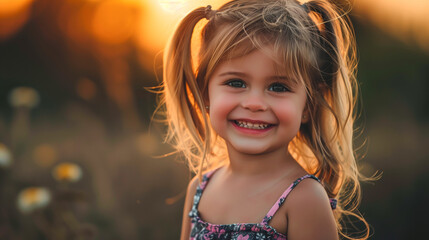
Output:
[229, 143, 273, 155]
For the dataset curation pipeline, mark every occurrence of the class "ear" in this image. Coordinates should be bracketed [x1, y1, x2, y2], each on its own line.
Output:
[301, 106, 310, 124]
[203, 95, 210, 113]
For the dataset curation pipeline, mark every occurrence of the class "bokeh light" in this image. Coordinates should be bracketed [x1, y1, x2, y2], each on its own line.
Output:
[52, 162, 83, 183]
[17, 187, 51, 214]
[8, 87, 40, 108]
[0, 143, 12, 168]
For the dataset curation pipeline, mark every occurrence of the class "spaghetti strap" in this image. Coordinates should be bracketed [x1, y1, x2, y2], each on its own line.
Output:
[261, 174, 337, 225]
[188, 167, 222, 218]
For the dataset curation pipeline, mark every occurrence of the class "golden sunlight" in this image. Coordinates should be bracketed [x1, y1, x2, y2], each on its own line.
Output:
[158, 0, 188, 12]
[0, 0, 34, 39]
[355, 0, 429, 51]
[136, 0, 228, 56]
[91, 1, 139, 45]
[0, 0, 33, 15]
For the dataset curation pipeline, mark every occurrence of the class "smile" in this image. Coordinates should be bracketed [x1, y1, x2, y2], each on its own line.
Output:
[233, 120, 272, 130]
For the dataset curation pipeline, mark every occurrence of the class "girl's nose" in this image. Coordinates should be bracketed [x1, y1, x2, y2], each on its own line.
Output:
[241, 92, 268, 112]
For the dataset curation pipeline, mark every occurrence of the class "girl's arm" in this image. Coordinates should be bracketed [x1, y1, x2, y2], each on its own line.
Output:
[286, 179, 339, 240]
[180, 176, 199, 240]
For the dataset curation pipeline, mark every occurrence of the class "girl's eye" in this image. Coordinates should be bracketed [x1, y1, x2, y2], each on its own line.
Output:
[268, 83, 290, 92]
[226, 79, 246, 88]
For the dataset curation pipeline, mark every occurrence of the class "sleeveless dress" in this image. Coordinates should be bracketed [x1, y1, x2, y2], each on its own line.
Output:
[189, 168, 338, 240]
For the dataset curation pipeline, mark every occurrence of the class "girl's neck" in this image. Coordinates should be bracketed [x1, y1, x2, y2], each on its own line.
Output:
[224, 143, 300, 178]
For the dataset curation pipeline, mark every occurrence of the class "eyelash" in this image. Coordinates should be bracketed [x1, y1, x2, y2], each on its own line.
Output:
[268, 82, 290, 92]
[225, 79, 246, 88]
[224, 79, 290, 92]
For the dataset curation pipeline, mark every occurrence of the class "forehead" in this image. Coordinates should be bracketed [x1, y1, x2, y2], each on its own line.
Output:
[216, 42, 300, 83]
[216, 47, 279, 72]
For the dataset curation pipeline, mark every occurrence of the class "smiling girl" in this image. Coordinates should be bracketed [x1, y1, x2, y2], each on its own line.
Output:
[160, 0, 370, 239]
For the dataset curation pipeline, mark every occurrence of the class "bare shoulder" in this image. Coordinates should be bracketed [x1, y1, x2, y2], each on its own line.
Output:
[187, 175, 200, 195]
[184, 175, 200, 210]
[286, 177, 331, 209]
[285, 177, 339, 240]
[180, 175, 200, 240]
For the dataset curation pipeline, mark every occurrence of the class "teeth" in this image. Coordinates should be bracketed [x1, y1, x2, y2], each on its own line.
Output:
[235, 120, 270, 129]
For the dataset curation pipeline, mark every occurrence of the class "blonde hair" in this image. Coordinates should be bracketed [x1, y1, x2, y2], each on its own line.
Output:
[160, 0, 373, 238]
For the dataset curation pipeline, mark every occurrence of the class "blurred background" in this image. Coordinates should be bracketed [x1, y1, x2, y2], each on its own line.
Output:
[0, 0, 427, 239]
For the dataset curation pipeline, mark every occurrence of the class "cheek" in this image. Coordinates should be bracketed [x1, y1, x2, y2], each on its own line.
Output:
[208, 86, 235, 134]
[209, 94, 235, 126]
[272, 101, 303, 125]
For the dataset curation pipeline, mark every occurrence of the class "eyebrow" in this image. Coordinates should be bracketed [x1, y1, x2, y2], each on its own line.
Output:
[218, 71, 294, 82]
[218, 71, 248, 77]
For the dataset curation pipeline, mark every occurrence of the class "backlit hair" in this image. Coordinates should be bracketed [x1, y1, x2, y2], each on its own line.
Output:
[160, 0, 373, 238]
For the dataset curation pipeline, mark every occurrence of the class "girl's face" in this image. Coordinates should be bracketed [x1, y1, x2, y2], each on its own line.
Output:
[207, 47, 308, 156]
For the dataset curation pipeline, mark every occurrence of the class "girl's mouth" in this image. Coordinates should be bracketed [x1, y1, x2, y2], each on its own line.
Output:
[233, 120, 274, 130]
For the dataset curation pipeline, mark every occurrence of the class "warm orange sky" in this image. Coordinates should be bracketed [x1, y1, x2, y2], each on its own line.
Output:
[137, 0, 429, 54]
[354, 0, 429, 52]
[136, 0, 229, 54]
[0, 0, 428, 64]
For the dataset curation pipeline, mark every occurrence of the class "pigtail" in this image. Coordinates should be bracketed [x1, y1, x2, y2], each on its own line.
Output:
[162, 7, 212, 178]
[302, 0, 344, 194]
[301, 1, 371, 239]
[305, 2, 340, 89]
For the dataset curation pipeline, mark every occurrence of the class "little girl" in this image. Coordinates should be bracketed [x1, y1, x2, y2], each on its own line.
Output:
[161, 0, 370, 239]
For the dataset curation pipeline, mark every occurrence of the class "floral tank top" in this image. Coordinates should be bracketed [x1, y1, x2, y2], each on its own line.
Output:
[189, 168, 337, 240]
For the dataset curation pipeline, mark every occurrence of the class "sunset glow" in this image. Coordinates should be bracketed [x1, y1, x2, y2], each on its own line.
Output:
[136, 0, 229, 57]
[158, 0, 188, 12]
[355, 0, 429, 51]
[91, 1, 139, 45]
[0, 0, 34, 39]
[0, 0, 33, 15]
[0, 0, 428, 70]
